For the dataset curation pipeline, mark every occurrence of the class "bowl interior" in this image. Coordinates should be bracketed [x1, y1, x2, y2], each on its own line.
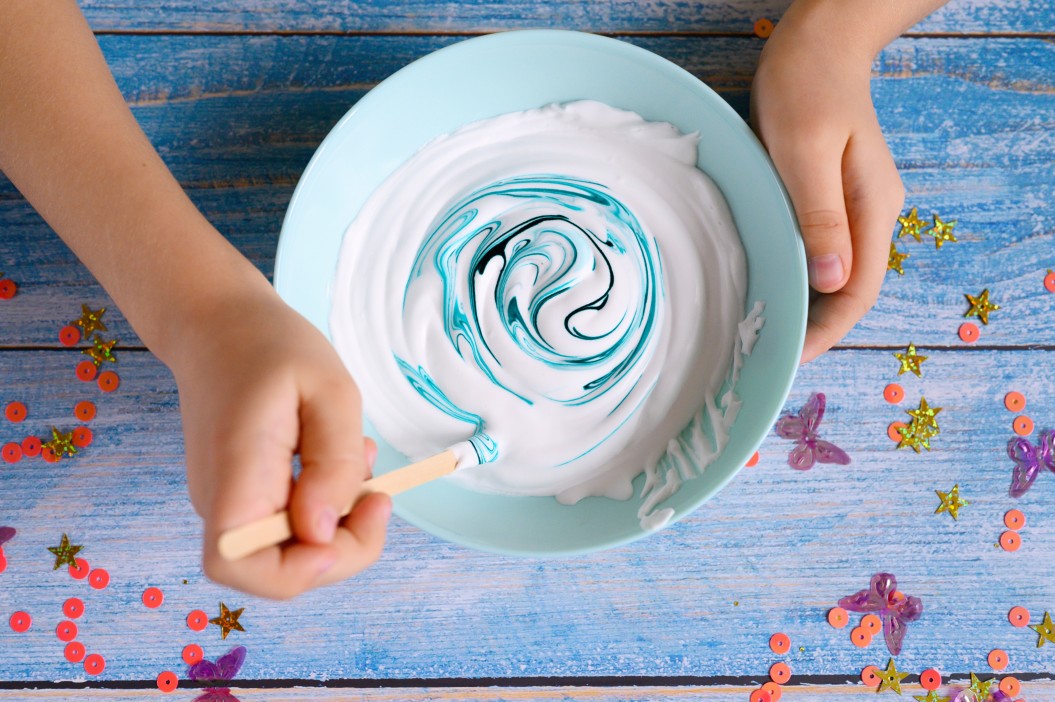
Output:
[275, 30, 806, 556]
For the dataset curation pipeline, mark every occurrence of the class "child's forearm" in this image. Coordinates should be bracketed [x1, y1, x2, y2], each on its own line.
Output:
[0, 0, 271, 368]
[775, 0, 949, 63]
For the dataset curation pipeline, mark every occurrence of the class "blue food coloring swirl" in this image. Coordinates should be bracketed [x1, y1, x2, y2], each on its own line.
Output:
[397, 174, 663, 463]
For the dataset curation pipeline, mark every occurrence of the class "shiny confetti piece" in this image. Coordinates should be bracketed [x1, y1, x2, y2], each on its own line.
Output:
[182, 644, 204, 665]
[988, 649, 1009, 671]
[5, 401, 27, 422]
[48, 533, 83, 570]
[935, 484, 968, 520]
[774, 393, 850, 470]
[84, 653, 105, 676]
[828, 607, 849, 628]
[1029, 611, 1055, 647]
[851, 625, 872, 647]
[69, 557, 89, 579]
[769, 662, 791, 685]
[0, 276, 18, 299]
[907, 397, 942, 433]
[769, 633, 790, 654]
[8, 611, 31, 633]
[187, 645, 246, 702]
[209, 602, 245, 640]
[874, 658, 909, 695]
[861, 614, 882, 634]
[964, 288, 999, 325]
[749, 690, 771, 702]
[98, 370, 120, 392]
[1008, 606, 1030, 627]
[745, 451, 760, 467]
[20, 436, 40, 457]
[753, 17, 774, 38]
[55, 620, 77, 642]
[59, 325, 81, 346]
[888, 421, 908, 442]
[64, 641, 85, 663]
[968, 672, 994, 699]
[63, 597, 84, 619]
[894, 343, 928, 377]
[142, 587, 164, 608]
[958, 322, 979, 343]
[1, 443, 21, 464]
[999, 530, 1021, 551]
[839, 573, 923, 656]
[897, 418, 934, 454]
[76, 360, 98, 382]
[897, 207, 929, 242]
[73, 304, 107, 337]
[999, 676, 1021, 697]
[1004, 392, 1026, 412]
[1045, 269, 1055, 293]
[862, 665, 881, 687]
[888, 243, 909, 275]
[89, 567, 110, 590]
[761, 682, 783, 701]
[1007, 430, 1055, 498]
[72, 427, 93, 449]
[74, 401, 96, 422]
[187, 609, 209, 631]
[81, 335, 118, 366]
[1012, 415, 1034, 436]
[1004, 509, 1025, 530]
[913, 692, 949, 702]
[157, 671, 178, 693]
[920, 669, 942, 691]
[883, 384, 904, 404]
[930, 214, 957, 248]
[43, 427, 77, 459]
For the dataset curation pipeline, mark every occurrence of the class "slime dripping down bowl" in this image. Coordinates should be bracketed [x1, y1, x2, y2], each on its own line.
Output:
[275, 30, 807, 556]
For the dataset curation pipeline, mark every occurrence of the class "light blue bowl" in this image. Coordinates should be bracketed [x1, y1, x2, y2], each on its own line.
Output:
[275, 30, 806, 556]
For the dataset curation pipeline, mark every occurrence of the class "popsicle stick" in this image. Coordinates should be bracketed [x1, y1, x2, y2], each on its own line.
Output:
[217, 450, 457, 561]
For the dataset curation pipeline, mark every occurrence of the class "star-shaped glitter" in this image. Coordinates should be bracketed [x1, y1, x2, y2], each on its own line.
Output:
[964, 288, 999, 325]
[43, 427, 78, 458]
[906, 397, 942, 433]
[888, 243, 909, 275]
[874, 658, 909, 695]
[935, 484, 969, 520]
[210, 602, 245, 640]
[82, 336, 118, 366]
[1030, 611, 1055, 647]
[47, 533, 83, 570]
[73, 304, 107, 336]
[967, 673, 994, 698]
[897, 422, 932, 453]
[894, 343, 928, 377]
[929, 214, 957, 248]
[897, 207, 929, 242]
[913, 692, 949, 702]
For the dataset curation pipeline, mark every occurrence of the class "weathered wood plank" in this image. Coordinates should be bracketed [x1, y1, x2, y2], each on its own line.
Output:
[74, 0, 1055, 35]
[0, 348, 1052, 683]
[0, 35, 1052, 347]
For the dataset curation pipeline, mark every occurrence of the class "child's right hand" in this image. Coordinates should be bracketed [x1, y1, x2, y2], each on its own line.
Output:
[169, 286, 392, 599]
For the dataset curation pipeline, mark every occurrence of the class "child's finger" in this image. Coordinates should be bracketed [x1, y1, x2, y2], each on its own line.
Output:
[769, 137, 854, 293]
[202, 538, 340, 600]
[288, 377, 371, 545]
[314, 491, 392, 587]
[801, 131, 904, 363]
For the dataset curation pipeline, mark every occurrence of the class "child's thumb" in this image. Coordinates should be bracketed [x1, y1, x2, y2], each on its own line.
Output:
[777, 149, 853, 293]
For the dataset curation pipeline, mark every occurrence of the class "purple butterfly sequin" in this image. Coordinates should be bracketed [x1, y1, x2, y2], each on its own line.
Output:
[0, 526, 14, 547]
[838, 573, 922, 656]
[188, 646, 246, 702]
[775, 393, 851, 470]
[1008, 429, 1055, 498]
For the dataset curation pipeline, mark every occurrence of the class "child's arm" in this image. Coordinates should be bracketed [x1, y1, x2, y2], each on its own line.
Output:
[751, 0, 949, 363]
[0, 0, 390, 598]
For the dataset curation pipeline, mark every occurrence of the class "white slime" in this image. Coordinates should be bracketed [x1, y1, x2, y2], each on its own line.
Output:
[330, 101, 762, 528]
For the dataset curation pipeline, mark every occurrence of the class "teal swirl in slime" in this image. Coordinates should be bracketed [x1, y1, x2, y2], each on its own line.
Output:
[401, 174, 661, 462]
[331, 100, 751, 512]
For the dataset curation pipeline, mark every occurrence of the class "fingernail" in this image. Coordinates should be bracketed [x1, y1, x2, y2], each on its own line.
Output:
[316, 507, 338, 542]
[808, 254, 844, 290]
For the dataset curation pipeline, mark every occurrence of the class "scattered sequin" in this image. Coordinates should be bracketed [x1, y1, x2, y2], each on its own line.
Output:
[958, 322, 979, 343]
[935, 484, 968, 520]
[82, 336, 118, 366]
[20, 436, 41, 458]
[157, 671, 178, 693]
[55, 620, 78, 642]
[861, 665, 881, 687]
[999, 676, 1021, 697]
[888, 421, 908, 442]
[69, 557, 89, 579]
[874, 658, 909, 695]
[182, 644, 204, 665]
[0, 277, 17, 299]
[888, 243, 909, 275]
[98, 370, 120, 392]
[88, 568, 110, 590]
[839, 574, 923, 656]
[64, 641, 85, 663]
[912, 692, 949, 702]
[187, 610, 209, 632]
[48, 534, 83, 570]
[930, 215, 957, 248]
[73, 305, 107, 337]
[1012, 415, 1034, 436]
[999, 531, 1021, 552]
[827, 607, 849, 628]
[142, 587, 164, 608]
[851, 626, 872, 648]
[1008, 606, 1030, 627]
[753, 18, 774, 38]
[988, 649, 1008, 671]
[59, 325, 81, 347]
[1029, 611, 1055, 647]
[63, 597, 84, 619]
[1044, 269, 1055, 293]
[74, 401, 96, 422]
[897, 208, 929, 242]
[5, 401, 27, 423]
[9, 611, 31, 633]
[769, 662, 791, 685]
[964, 288, 999, 325]
[76, 360, 98, 382]
[1007, 430, 1054, 498]
[894, 343, 927, 377]
[769, 633, 790, 655]
[775, 393, 850, 470]
[209, 602, 245, 640]
[2, 442, 22, 463]
[883, 384, 904, 404]
[83, 653, 105, 676]
[1004, 392, 1026, 413]
[920, 669, 942, 691]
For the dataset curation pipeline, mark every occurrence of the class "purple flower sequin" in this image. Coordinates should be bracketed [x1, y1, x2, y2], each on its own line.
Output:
[775, 393, 851, 470]
[1008, 429, 1055, 498]
[0, 526, 14, 547]
[839, 573, 922, 656]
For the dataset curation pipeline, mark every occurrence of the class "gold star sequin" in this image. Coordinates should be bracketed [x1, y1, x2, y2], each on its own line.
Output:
[935, 484, 969, 520]
[964, 288, 999, 325]
[73, 304, 107, 336]
[897, 422, 932, 453]
[888, 243, 909, 275]
[81, 336, 117, 366]
[894, 343, 928, 377]
[47, 533, 83, 570]
[874, 658, 909, 695]
[930, 214, 957, 248]
[913, 692, 950, 702]
[897, 207, 929, 242]
[968, 673, 994, 699]
[1030, 611, 1055, 648]
[43, 427, 77, 458]
[210, 602, 245, 640]
[907, 397, 942, 433]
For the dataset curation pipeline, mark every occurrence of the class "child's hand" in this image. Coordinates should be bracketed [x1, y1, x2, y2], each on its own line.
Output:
[751, 8, 906, 363]
[171, 290, 391, 599]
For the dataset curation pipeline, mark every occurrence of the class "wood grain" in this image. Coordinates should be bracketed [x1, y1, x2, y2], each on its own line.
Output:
[0, 35, 1052, 348]
[74, 0, 1055, 35]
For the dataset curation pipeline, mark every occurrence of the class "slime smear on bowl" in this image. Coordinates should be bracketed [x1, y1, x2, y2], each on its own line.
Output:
[331, 100, 763, 529]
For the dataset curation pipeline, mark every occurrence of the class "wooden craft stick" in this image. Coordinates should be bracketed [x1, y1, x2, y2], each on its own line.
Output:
[217, 449, 458, 561]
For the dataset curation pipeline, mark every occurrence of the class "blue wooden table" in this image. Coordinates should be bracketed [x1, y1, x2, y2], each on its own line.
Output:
[1, 1, 1053, 700]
